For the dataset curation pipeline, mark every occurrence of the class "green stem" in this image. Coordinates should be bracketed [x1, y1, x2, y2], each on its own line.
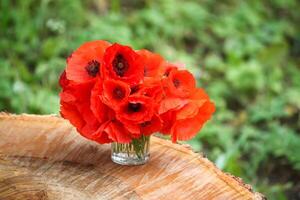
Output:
[113, 135, 150, 159]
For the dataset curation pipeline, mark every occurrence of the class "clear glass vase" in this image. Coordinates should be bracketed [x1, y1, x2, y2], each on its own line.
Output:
[111, 135, 150, 165]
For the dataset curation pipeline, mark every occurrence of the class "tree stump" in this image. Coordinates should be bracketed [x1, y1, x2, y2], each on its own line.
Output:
[0, 113, 265, 200]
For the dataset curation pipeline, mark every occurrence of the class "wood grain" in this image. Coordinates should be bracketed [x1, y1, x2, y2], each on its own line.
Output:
[0, 113, 265, 200]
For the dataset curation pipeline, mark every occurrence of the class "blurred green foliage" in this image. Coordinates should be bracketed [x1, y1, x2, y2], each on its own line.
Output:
[1, 0, 300, 199]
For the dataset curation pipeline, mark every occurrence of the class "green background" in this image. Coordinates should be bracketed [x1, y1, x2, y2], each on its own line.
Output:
[1, 0, 300, 199]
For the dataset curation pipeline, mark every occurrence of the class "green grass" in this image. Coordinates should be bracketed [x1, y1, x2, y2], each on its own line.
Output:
[1, 0, 300, 198]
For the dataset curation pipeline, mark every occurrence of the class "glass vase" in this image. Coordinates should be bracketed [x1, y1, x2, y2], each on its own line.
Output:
[111, 135, 150, 165]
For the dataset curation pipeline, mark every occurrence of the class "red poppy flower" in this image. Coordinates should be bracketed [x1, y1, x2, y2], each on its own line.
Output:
[159, 111, 176, 135]
[60, 41, 215, 144]
[138, 77, 163, 106]
[102, 43, 143, 86]
[60, 101, 85, 130]
[90, 80, 110, 123]
[116, 95, 154, 124]
[137, 49, 165, 78]
[59, 70, 70, 88]
[163, 68, 196, 98]
[159, 97, 188, 114]
[66, 40, 110, 83]
[60, 70, 112, 143]
[175, 102, 199, 120]
[104, 120, 132, 143]
[170, 101, 215, 142]
[59, 71, 84, 130]
[78, 108, 101, 139]
[159, 87, 215, 141]
[61, 90, 112, 144]
[162, 62, 184, 77]
[176, 89, 209, 120]
[140, 114, 162, 136]
[125, 124, 141, 137]
[60, 70, 95, 103]
[101, 79, 131, 109]
[91, 121, 113, 144]
[60, 94, 100, 141]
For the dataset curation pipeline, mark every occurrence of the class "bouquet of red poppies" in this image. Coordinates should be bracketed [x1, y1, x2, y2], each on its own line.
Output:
[59, 40, 215, 145]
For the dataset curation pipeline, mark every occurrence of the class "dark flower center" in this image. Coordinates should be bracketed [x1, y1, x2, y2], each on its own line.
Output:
[86, 60, 100, 77]
[113, 87, 125, 99]
[113, 54, 129, 77]
[164, 69, 171, 77]
[173, 78, 181, 88]
[144, 67, 148, 76]
[128, 103, 142, 113]
[130, 85, 140, 94]
[140, 121, 151, 127]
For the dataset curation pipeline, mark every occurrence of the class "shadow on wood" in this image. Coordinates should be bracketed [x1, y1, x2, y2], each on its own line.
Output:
[0, 113, 265, 200]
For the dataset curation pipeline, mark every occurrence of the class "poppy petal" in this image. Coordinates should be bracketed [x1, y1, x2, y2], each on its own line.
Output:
[176, 102, 200, 120]
[102, 79, 131, 109]
[164, 68, 196, 98]
[137, 49, 165, 77]
[117, 95, 154, 124]
[171, 101, 215, 142]
[66, 40, 110, 83]
[93, 121, 113, 144]
[90, 81, 109, 123]
[105, 121, 132, 143]
[60, 102, 85, 130]
[140, 114, 163, 136]
[103, 43, 143, 86]
[159, 97, 188, 114]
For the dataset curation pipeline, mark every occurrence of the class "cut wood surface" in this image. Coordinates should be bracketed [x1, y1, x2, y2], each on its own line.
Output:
[0, 113, 265, 200]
